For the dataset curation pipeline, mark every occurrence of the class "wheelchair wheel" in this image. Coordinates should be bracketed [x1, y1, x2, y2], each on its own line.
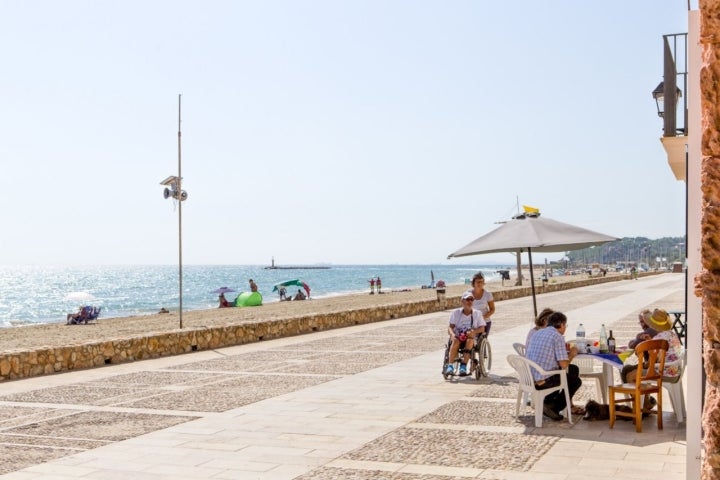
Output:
[477, 337, 492, 377]
[442, 340, 452, 379]
[471, 347, 481, 380]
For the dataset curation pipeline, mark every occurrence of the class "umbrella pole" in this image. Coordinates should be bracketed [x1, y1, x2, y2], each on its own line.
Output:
[528, 248, 537, 318]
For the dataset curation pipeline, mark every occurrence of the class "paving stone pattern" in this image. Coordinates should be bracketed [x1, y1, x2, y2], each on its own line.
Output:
[0, 319, 454, 474]
[417, 399, 532, 427]
[0, 445, 70, 476]
[0, 410, 196, 475]
[341, 427, 558, 471]
[295, 467, 474, 480]
[117, 373, 338, 412]
[0, 282, 686, 477]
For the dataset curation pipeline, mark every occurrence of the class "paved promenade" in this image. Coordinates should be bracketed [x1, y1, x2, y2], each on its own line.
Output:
[0, 274, 686, 479]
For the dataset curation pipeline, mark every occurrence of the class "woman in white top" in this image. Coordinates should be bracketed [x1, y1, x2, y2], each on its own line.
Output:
[465, 272, 496, 334]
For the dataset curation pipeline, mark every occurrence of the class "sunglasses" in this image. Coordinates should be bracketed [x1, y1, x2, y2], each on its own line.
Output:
[463, 298, 474, 302]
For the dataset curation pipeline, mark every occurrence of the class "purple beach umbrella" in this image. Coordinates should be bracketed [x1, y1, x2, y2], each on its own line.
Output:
[211, 287, 236, 295]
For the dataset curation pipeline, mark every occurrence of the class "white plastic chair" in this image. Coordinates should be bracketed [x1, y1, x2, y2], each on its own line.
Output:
[512, 342, 526, 356]
[572, 356, 608, 403]
[663, 350, 687, 423]
[512, 343, 530, 405]
[507, 354, 574, 427]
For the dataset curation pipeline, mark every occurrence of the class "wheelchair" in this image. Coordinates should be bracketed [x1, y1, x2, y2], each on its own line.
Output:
[442, 332, 492, 380]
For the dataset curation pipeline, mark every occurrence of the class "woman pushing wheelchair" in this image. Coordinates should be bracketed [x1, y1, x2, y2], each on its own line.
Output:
[445, 291, 486, 376]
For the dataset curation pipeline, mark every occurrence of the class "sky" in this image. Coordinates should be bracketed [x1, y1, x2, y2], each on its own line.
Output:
[0, 1, 691, 266]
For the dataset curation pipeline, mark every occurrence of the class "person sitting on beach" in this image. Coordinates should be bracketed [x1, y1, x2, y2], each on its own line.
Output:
[218, 293, 232, 308]
[66, 306, 90, 325]
[445, 292, 486, 376]
[294, 289, 306, 301]
[464, 272, 496, 334]
[525, 307, 555, 348]
[249, 279, 258, 293]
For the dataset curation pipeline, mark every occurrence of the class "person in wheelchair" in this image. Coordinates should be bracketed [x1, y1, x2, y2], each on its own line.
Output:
[445, 291, 486, 376]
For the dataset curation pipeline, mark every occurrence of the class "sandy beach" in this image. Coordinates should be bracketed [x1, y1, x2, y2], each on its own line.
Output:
[0, 271, 625, 353]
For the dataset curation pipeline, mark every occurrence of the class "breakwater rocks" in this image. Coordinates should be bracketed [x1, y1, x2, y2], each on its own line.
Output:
[0, 272, 660, 382]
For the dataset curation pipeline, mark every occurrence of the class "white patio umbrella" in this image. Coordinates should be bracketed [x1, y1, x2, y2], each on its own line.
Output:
[447, 212, 617, 317]
[64, 291, 96, 303]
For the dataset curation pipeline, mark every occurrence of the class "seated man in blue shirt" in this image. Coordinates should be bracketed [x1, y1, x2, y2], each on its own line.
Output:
[525, 311, 582, 420]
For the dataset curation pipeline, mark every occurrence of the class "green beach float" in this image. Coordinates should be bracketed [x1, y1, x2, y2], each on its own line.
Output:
[235, 291, 263, 307]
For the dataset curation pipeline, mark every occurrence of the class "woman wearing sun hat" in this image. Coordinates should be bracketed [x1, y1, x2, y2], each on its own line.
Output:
[646, 309, 684, 377]
[623, 308, 684, 382]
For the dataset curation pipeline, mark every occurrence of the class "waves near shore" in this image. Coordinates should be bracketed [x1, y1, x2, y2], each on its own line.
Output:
[0, 264, 512, 327]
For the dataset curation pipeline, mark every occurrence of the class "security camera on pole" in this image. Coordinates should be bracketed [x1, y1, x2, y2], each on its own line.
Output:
[159, 94, 188, 329]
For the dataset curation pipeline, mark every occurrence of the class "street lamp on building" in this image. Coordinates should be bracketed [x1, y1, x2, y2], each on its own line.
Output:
[652, 33, 688, 181]
[652, 81, 682, 119]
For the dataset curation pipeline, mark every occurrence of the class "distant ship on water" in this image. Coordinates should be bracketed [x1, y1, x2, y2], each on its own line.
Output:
[263, 257, 331, 270]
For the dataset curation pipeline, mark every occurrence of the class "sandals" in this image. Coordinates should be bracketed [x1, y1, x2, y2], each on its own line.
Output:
[571, 405, 586, 416]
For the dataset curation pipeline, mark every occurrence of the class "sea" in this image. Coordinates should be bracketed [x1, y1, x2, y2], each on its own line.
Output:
[0, 264, 512, 328]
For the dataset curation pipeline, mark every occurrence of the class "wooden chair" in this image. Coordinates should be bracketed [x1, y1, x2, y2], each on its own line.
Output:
[609, 339, 668, 432]
[507, 354, 573, 427]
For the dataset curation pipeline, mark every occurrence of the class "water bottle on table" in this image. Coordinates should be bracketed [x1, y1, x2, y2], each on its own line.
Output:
[576, 323, 587, 353]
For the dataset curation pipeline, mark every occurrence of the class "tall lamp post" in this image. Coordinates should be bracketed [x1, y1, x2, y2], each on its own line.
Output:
[160, 94, 188, 329]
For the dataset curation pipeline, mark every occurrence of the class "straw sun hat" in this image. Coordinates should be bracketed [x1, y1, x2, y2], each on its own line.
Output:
[647, 308, 672, 331]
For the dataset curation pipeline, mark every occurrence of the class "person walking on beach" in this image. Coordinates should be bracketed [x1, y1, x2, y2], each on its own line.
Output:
[249, 279, 258, 292]
[369, 278, 375, 294]
[465, 272, 495, 334]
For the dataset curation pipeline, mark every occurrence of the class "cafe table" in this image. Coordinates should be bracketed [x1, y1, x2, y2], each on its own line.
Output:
[575, 352, 624, 403]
